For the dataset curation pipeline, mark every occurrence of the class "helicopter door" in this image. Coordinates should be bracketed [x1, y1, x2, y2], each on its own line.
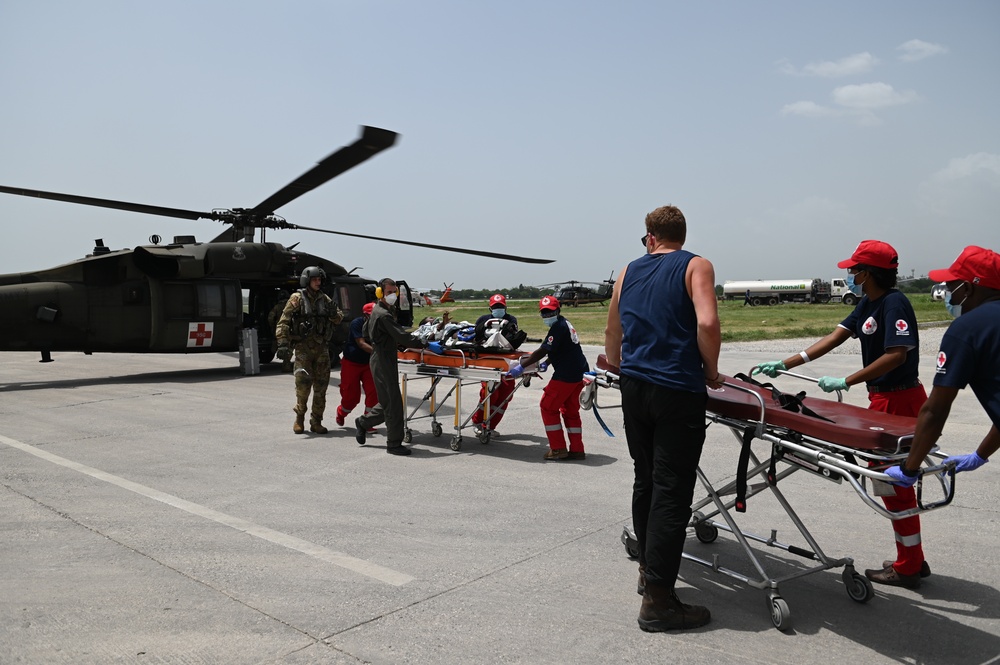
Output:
[395, 280, 414, 328]
[147, 278, 242, 352]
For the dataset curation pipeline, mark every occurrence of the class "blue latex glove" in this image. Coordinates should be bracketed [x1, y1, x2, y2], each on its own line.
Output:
[884, 465, 918, 487]
[753, 361, 786, 378]
[538, 361, 549, 372]
[507, 363, 525, 379]
[818, 376, 849, 393]
[427, 341, 445, 354]
[943, 451, 989, 473]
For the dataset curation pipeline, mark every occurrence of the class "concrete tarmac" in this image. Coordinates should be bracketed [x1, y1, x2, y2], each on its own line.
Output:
[1, 344, 998, 664]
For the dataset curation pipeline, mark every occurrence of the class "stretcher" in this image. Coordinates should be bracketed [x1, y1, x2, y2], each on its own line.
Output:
[397, 348, 544, 451]
[582, 355, 957, 630]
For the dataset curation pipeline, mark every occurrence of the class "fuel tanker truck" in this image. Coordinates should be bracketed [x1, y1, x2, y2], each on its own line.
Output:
[723, 278, 835, 306]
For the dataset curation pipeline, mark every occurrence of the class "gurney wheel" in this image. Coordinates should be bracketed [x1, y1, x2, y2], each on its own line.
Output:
[694, 522, 719, 544]
[767, 594, 791, 631]
[450, 436, 462, 451]
[477, 429, 492, 444]
[843, 569, 874, 603]
[403, 429, 413, 444]
[431, 422, 443, 437]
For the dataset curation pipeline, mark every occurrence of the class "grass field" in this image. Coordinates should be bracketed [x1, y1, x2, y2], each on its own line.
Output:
[416, 294, 950, 346]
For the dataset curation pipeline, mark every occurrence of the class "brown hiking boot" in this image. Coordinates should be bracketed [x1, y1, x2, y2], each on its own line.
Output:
[866, 564, 921, 589]
[882, 560, 931, 578]
[544, 449, 568, 461]
[310, 420, 328, 434]
[293, 414, 305, 434]
[638, 584, 710, 632]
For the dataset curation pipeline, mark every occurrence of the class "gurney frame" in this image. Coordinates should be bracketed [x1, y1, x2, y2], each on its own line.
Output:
[397, 349, 540, 451]
[584, 363, 956, 630]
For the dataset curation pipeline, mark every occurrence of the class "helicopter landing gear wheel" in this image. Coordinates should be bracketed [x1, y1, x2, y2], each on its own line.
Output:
[767, 593, 791, 631]
[450, 436, 462, 451]
[843, 567, 874, 603]
[403, 429, 412, 444]
[431, 421, 443, 437]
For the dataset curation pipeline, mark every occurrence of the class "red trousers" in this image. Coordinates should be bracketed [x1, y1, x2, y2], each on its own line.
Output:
[471, 377, 516, 430]
[337, 357, 378, 420]
[540, 378, 585, 453]
[869, 384, 928, 576]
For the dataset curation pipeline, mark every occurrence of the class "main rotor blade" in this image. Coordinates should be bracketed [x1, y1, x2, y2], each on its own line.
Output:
[250, 126, 398, 215]
[292, 224, 554, 264]
[0, 185, 210, 220]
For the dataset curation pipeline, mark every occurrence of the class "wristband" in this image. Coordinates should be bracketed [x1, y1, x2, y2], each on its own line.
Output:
[799, 351, 811, 363]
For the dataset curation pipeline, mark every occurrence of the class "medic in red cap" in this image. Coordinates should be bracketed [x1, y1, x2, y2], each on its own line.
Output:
[753, 239, 931, 589]
[506, 295, 590, 460]
[886, 245, 1000, 493]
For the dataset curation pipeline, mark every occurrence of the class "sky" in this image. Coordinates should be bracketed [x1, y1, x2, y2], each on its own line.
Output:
[1, 1, 997, 291]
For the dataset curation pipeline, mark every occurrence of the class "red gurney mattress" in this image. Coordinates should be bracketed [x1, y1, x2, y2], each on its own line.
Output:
[595, 354, 916, 452]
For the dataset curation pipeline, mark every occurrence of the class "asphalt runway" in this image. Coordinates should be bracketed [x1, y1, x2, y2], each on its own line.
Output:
[2, 344, 998, 664]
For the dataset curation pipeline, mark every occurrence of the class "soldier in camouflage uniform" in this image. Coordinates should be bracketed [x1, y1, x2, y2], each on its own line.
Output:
[276, 267, 343, 434]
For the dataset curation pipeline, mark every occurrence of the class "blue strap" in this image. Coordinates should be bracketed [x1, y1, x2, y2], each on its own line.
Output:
[592, 402, 614, 438]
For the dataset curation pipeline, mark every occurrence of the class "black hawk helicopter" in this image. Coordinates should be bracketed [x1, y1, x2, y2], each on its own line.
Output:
[540, 273, 615, 306]
[0, 126, 554, 365]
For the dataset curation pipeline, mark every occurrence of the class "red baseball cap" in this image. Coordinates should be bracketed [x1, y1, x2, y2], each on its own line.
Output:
[539, 295, 560, 311]
[836, 240, 899, 270]
[362, 302, 375, 315]
[928, 245, 1000, 290]
[489, 294, 506, 307]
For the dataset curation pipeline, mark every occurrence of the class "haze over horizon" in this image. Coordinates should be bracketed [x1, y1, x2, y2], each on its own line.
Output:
[1, 2, 996, 290]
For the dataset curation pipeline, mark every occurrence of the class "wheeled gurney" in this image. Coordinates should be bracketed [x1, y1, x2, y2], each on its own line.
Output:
[397, 348, 543, 451]
[583, 355, 956, 630]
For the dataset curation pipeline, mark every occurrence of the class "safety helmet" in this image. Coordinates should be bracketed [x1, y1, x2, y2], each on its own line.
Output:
[299, 266, 327, 288]
[362, 302, 375, 315]
[489, 294, 506, 307]
[539, 295, 560, 311]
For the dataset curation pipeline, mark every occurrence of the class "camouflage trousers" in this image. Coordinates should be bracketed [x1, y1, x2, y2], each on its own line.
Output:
[293, 347, 332, 423]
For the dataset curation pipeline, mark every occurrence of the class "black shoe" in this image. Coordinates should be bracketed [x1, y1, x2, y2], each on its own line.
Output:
[354, 418, 366, 445]
[882, 559, 931, 578]
[387, 446, 412, 456]
[638, 588, 710, 632]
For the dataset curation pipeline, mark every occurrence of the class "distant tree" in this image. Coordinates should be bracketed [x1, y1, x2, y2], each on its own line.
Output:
[715, 284, 724, 297]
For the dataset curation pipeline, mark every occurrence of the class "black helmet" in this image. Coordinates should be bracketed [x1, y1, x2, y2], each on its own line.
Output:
[299, 266, 327, 288]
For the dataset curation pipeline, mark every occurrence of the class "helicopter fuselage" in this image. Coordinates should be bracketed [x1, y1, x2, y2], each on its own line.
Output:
[0, 239, 399, 362]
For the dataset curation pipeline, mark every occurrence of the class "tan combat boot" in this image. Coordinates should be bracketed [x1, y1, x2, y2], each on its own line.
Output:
[293, 414, 305, 434]
[310, 419, 328, 434]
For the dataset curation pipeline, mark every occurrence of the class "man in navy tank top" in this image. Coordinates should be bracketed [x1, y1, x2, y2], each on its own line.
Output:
[605, 205, 722, 632]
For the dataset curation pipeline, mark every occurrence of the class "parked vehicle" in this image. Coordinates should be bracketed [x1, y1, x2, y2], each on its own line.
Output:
[723, 279, 832, 306]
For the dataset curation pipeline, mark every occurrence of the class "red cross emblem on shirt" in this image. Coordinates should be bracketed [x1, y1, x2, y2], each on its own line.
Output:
[187, 322, 214, 347]
[936, 351, 947, 368]
[895, 319, 908, 332]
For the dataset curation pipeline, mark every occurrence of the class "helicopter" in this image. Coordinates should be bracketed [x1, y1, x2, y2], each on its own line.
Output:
[0, 126, 554, 366]
[539, 273, 616, 306]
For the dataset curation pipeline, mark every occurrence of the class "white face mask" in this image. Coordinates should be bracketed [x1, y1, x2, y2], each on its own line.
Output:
[384, 292, 398, 306]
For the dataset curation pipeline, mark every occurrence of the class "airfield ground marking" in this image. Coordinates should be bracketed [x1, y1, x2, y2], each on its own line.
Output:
[0, 433, 414, 586]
